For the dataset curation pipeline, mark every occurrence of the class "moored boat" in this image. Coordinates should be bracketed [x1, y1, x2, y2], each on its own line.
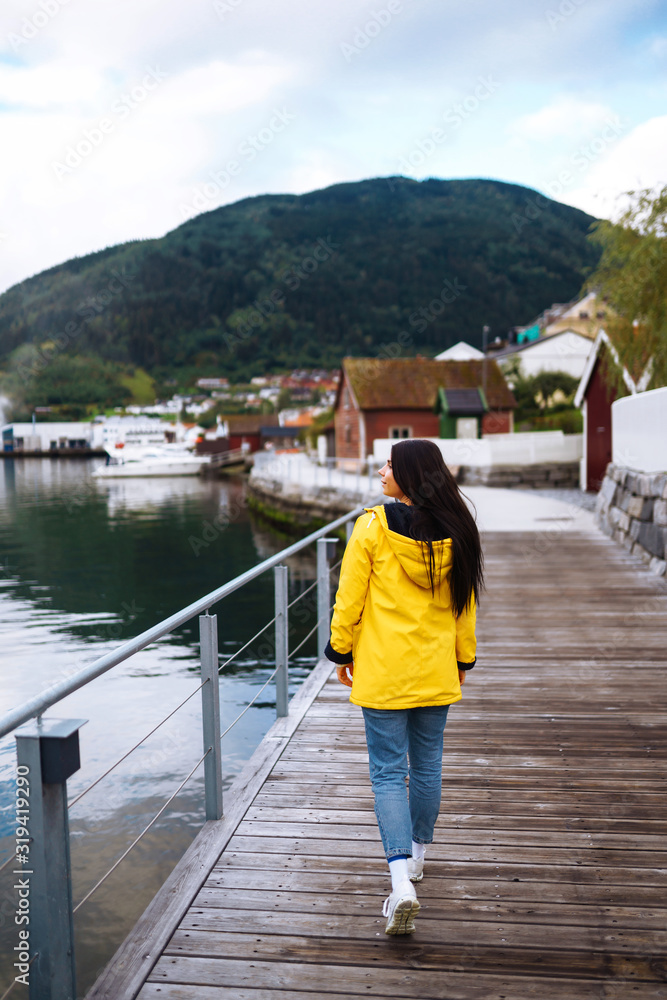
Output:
[93, 444, 211, 478]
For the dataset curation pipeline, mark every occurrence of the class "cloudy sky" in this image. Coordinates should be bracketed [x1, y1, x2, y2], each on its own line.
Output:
[0, 0, 665, 295]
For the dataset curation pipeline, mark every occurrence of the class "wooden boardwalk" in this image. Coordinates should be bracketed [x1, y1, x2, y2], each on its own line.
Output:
[89, 528, 667, 1000]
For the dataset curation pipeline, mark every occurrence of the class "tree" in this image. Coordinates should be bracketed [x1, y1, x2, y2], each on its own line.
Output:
[588, 186, 667, 391]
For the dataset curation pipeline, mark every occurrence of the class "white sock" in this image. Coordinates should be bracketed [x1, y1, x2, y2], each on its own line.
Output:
[388, 857, 411, 892]
[412, 841, 425, 861]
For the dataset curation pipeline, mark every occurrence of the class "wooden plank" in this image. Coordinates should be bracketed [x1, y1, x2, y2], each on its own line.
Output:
[160, 927, 664, 980]
[234, 816, 667, 849]
[137, 972, 663, 1000]
[247, 803, 667, 835]
[191, 887, 667, 929]
[267, 762, 667, 789]
[213, 849, 666, 886]
[143, 955, 663, 996]
[199, 867, 667, 907]
[280, 747, 667, 772]
[177, 902, 667, 942]
[256, 782, 667, 806]
[84, 657, 336, 1000]
[224, 833, 667, 870]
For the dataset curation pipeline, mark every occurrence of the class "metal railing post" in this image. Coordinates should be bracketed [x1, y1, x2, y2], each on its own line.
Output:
[274, 565, 289, 718]
[346, 516, 355, 543]
[199, 614, 223, 821]
[317, 537, 338, 658]
[14, 717, 87, 1000]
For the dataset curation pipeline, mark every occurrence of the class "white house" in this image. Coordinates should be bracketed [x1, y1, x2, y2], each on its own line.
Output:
[492, 329, 595, 380]
[90, 416, 170, 450]
[435, 341, 485, 361]
[544, 291, 608, 338]
[1, 422, 93, 453]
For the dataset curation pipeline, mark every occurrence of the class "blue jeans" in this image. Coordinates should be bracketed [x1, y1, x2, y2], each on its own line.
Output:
[362, 705, 450, 859]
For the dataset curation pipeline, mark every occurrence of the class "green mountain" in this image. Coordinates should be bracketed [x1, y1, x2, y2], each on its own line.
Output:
[0, 177, 599, 388]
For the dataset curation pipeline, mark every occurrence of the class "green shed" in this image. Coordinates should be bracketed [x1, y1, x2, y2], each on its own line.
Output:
[434, 386, 488, 439]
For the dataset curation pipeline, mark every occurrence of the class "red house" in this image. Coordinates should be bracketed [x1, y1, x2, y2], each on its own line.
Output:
[574, 328, 658, 491]
[225, 414, 280, 453]
[334, 357, 516, 461]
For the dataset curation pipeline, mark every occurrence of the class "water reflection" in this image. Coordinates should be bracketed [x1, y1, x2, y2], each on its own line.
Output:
[0, 457, 325, 994]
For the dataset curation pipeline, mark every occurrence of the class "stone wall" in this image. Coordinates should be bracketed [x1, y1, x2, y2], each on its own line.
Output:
[595, 464, 667, 577]
[459, 461, 580, 489]
[248, 473, 371, 530]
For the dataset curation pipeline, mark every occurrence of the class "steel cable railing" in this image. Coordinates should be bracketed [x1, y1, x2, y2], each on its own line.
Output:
[0, 852, 19, 876]
[0, 953, 37, 1000]
[72, 747, 212, 914]
[0, 503, 364, 739]
[287, 578, 317, 610]
[217, 615, 277, 673]
[218, 666, 279, 741]
[289, 620, 321, 660]
[0, 501, 363, 1000]
[67, 680, 208, 810]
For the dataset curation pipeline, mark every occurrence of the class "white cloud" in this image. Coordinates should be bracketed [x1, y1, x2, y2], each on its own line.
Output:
[0, 0, 665, 293]
[649, 35, 667, 57]
[560, 114, 667, 218]
[0, 62, 105, 110]
[148, 56, 295, 118]
[510, 96, 616, 141]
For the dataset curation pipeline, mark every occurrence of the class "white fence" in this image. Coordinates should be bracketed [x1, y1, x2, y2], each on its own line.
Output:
[612, 387, 667, 473]
[252, 451, 380, 497]
[372, 432, 582, 468]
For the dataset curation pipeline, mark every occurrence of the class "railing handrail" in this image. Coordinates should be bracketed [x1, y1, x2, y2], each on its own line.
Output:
[0, 503, 365, 739]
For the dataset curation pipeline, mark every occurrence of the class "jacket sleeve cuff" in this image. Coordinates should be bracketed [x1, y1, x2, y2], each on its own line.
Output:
[457, 658, 476, 671]
[325, 640, 353, 664]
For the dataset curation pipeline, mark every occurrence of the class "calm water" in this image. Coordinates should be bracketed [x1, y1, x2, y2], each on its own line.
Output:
[0, 458, 326, 995]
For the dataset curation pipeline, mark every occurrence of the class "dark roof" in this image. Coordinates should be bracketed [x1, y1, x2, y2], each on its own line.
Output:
[260, 426, 300, 437]
[341, 358, 515, 411]
[440, 388, 487, 415]
[226, 414, 280, 434]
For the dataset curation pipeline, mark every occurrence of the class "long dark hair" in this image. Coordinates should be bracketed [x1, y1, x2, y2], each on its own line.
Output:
[390, 439, 484, 617]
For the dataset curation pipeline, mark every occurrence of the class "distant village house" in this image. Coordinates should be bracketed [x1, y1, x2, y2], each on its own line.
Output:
[334, 357, 516, 461]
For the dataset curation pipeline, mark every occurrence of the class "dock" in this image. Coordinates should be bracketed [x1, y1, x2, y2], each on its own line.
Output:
[88, 526, 667, 1000]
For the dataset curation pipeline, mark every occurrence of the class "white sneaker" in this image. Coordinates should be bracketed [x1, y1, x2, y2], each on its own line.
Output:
[382, 883, 420, 935]
[407, 857, 424, 883]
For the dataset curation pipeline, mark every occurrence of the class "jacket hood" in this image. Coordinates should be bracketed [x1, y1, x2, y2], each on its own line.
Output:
[366, 506, 453, 590]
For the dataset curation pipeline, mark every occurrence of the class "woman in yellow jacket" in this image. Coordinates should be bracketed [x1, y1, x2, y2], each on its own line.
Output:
[325, 439, 482, 935]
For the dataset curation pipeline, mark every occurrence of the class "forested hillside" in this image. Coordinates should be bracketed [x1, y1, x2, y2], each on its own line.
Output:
[0, 177, 599, 388]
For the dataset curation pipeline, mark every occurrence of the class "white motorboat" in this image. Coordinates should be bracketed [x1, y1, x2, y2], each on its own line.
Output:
[93, 444, 211, 478]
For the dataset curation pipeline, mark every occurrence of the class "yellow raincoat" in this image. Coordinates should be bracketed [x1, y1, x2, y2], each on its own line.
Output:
[328, 505, 476, 710]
